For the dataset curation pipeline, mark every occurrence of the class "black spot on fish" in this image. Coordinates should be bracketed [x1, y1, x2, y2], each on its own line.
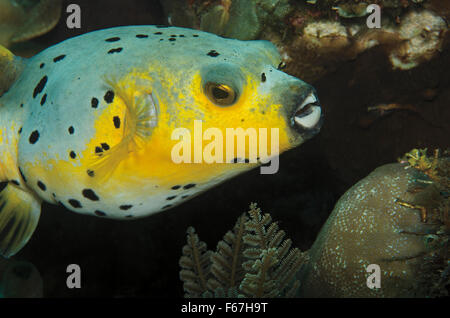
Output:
[207, 50, 219, 57]
[10, 180, 19, 186]
[162, 204, 172, 209]
[0, 182, 7, 192]
[58, 201, 66, 208]
[68, 126, 74, 134]
[33, 76, 47, 98]
[154, 32, 162, 35]
[166, 196, 177, 200]
[70, 151, 76, 159]
[119, 205, 133, 210]
[125, 215, 133, 218]
[108, 48, 123, 54]
[91, 97, 99, 108]
[87, 170, 95, 177]
[277, 61, 286, 70]
[104, 91, 114, 104]
[40, 94, 47, 106]
[169, 38, 176, 42]
[181, 195, 189, 199]
[95, 210, 106, 217]
[105, 37, 121, 42]
[179, 34, 185, 37]
[20, 103, 23, 108]
[68, 199, 82, 208]
[193, 34, 199, 37]
[19, 167, 27, 183]
[39, 63, 45, 69]
[101, 143, 110, 151]
[53, 55, 66, 63]
[113, 116, 121, 129]
[82, 189, 99, 201]
[171, 185, 181, 190]
[261, 73, 266, 82]
[18, 127, 22, 134]
[29, 130, 39, 144]
[183, 184, 196, 189]
[37, 181, 46, 191]
[95, 146, 103, 154]
[136, 34, 148, 38]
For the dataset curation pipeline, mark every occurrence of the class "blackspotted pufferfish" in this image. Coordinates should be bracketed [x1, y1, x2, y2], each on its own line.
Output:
[0, 26, 323, 257]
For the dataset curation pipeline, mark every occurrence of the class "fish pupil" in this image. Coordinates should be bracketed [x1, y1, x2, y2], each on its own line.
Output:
[213, 87, 229, 100]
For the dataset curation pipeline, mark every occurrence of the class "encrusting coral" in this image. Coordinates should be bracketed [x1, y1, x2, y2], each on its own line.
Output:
[179, 203, 307, 298]
[297, 148, 449, 297]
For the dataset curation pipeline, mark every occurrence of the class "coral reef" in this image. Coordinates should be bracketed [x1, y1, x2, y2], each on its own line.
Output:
[180, 149, 449, 298]
[179, 203, 307, 297]
[297, 149, 449, 297]
[0, 0, 62, 51]
[162, 0, 449, 82]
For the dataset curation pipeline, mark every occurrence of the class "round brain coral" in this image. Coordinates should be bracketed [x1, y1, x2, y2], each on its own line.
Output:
[297, 161, 449, 297]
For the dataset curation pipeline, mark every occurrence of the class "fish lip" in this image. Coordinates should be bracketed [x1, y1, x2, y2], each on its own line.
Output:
[290, 91, 324, 139]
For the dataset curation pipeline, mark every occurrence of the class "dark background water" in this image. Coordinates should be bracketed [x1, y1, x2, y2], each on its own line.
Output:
[11, 0, 450, 297]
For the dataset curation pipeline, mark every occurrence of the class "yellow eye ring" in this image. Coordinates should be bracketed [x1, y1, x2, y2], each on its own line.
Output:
[204, 82, 237, 106]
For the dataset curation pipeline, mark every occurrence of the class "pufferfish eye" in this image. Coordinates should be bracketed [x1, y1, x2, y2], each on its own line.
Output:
[204, 82, 237, 106]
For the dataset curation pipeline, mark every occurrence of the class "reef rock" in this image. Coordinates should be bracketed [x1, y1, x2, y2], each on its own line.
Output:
[0, 257, 43, 297]
[162, 0, 449, 82]
[297, 161, 449, 297]
[0, 0, 62, 49]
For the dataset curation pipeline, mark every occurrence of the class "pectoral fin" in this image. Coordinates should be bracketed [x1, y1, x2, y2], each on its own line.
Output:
[0, 183, 41, 258]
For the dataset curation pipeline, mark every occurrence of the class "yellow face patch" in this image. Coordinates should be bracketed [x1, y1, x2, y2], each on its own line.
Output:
[91, 67, 298, 190]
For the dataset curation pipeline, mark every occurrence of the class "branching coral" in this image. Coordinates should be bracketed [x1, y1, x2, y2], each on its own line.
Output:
[179, 227, 212, 297]
[179, 203, 307, 298]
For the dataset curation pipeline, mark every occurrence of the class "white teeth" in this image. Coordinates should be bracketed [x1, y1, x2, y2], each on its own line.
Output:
[299, 93, 317, 110]
[295, 105, 321, 128]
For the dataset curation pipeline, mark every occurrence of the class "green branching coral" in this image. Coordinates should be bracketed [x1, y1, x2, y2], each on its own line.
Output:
[179, 203, 307, 298]
[240, 204, 305, 297]
[207, 214, 247, 293]
[179, 227, 212, 297]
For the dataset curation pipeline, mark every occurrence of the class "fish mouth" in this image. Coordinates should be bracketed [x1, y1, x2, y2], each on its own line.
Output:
[291, 91, 323, 138]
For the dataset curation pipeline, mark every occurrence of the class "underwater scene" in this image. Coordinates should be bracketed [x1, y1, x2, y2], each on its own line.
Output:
[0, 0, 449, 301]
